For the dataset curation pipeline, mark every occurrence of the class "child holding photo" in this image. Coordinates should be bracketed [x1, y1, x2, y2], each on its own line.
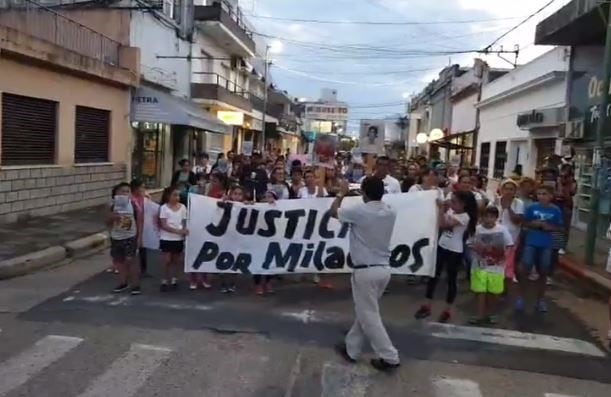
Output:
[108, 182, 141, 295]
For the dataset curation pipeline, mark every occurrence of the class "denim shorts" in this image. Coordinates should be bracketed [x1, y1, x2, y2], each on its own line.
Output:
[521, 245, 553, 275]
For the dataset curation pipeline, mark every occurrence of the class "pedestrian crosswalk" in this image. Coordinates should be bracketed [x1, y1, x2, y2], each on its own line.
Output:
[0, 333, 601, 397]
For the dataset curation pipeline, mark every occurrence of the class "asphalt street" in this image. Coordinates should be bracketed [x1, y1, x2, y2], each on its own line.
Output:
[0, 251, 610, 396]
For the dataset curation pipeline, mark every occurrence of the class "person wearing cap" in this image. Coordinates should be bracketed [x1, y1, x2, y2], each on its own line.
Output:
[330, 176, 400, 372]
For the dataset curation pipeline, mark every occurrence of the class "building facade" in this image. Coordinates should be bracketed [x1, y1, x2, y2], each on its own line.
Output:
[476, 47, 570, 193]
[536, 0, 611, 234]
[0, 0, 139, 224]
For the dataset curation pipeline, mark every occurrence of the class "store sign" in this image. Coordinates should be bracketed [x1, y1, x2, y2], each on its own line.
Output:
[569, 46, 611, 140]
[305, 104, 349, 121]
[517, 110, 544, 127]
[516, 108, 563, 130]
[218, 111, 244, 126]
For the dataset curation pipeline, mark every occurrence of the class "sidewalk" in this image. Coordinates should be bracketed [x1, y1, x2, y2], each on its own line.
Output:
[559, 228, 611, 295]
[0, 205, 109, 279]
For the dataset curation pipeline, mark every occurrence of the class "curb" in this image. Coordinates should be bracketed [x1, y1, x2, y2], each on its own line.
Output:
[0, 231, 109, 280]
[0, 246, 67, 279]
[64, 232, 109, 258]
[558, 255, 611, 295]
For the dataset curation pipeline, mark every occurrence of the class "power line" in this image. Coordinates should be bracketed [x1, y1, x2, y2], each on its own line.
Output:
[483, 0, 558, 51]
[245, 13, 523, 26]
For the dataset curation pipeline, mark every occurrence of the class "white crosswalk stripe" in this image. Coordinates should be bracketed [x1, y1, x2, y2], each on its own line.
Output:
[545, 394, 582, 397]
[433, 377, 483, 397]
[0, 334, 83, 396]
[77, 343, 172, 397]
[429, 323, 606, 358]
[0, 334, 595, 397]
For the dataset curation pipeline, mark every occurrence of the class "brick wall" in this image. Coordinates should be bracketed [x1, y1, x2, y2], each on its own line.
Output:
[0, 164, 127, 224]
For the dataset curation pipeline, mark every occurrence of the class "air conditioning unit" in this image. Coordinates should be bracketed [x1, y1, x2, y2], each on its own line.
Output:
[565, 119, 584, 140]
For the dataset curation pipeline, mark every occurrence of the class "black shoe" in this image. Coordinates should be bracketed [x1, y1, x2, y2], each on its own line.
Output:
[220, 286, 230, 294]
[130, 286, 142, 296]
[112, 284, 129, 293]
[170, 282, 178, 291]
[228, 284, 236, 293]
[334, 343, 356, 364]
[414, 305, 431, 320]
[370, 358, 400, 372]
[160, 283, 169, 292]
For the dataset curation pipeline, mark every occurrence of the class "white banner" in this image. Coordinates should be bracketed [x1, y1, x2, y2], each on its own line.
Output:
[185, 192, 438, 275]
[142, 199, 160, 250]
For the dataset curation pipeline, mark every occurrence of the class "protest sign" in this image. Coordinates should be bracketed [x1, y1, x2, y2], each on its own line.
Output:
[142, 199, 160, 250]
[359, 120, 385, 155]
[242, 141, 253, 156]
[185, 191, 438, 275]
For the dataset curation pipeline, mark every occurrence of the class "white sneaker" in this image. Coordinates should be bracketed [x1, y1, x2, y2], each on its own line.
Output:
[528, 273, 539, 282]
[558, 249, 566, 255]
[546, 277, 553, 286]
[189, 283, 198, 290]
[312, 274, 320, 284]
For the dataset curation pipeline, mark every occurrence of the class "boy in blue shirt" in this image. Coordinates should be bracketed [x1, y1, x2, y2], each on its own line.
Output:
[517, 185, 564, 313]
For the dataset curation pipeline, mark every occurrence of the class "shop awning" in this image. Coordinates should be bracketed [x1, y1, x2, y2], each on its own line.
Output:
[131, 86, 229, 134]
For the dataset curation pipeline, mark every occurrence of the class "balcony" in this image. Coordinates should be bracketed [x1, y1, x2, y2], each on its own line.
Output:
[0, 0, 138, 86]
[194, 1, 255, 58]
[250, 94, 264, 113]
[535, 0, 606, 46]
[191, 72, 252, 112]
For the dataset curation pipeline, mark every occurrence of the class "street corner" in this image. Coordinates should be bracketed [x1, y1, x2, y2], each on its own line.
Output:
[0, 246, 66, 280]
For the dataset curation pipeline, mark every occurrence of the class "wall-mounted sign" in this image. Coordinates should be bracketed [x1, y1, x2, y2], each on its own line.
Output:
[516, 107, 563, 130]
[217, 111, 244, 126]
[517, 110, 544, 127]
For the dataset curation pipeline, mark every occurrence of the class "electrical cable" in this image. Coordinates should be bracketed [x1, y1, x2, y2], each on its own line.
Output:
[483, 0, 558, 51]
[244, 13, 523, 26]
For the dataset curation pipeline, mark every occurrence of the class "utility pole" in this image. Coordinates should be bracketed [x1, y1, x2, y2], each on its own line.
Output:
[585, 4, 611, 266]
[261, 45, 269, 153]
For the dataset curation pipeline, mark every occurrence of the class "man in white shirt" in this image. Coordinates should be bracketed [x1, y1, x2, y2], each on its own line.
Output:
[359, 156, 402, 194]
[329, 177, 400, 372]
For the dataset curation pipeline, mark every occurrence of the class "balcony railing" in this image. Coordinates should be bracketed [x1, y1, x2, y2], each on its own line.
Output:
[0, 0, 120, 65]
[191, 72, 252, 111]
[194, 0, 255, 54]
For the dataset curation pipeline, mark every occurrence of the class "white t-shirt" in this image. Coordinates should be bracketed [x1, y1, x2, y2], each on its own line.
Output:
[438, 209, 470, 253]
[159, 203, 187, 241]
[358, 175, 402, 194]
[498, 198, 525, 242]
[298, 186, 327, 198]
[338, 201, 396, 266]
[408, 184, 444, 201]
[470, 224, 514, 274]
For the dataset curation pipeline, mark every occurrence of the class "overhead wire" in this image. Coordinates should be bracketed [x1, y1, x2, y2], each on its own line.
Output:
[244, 14, 524, 26]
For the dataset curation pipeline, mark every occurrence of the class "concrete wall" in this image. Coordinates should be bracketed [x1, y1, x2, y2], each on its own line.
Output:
[0, 164, 126, 224]
[451, 91, 478, 134]
[130, 11, 191, 97]
[481, 47, 569, 100]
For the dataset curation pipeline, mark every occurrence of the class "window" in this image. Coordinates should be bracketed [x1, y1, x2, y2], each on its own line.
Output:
[163, 0, 174, 19]
[74, 106, 110, 163]
[1, 93, 57, 166]
[493, 141, 508, 179]
[478, 142, 490, 177]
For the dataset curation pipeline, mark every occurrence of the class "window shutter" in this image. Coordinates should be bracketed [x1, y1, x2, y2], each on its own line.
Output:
[1, 93, 57, 166]
[75, 106, 110, 163]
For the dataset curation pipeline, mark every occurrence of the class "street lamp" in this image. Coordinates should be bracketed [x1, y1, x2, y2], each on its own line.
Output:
[261, 40, 283, 152]
[416, 132, 429, 144]
[429, 128, 444, 142]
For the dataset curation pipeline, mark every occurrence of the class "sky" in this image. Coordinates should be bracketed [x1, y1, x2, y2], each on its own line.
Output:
[238, 0, 572, 135]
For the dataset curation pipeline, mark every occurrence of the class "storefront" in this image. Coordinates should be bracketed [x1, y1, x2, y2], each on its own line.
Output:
[429, 130, 475, 167]
[566, 45, 611, 234]
[131, 86, 229, 188]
